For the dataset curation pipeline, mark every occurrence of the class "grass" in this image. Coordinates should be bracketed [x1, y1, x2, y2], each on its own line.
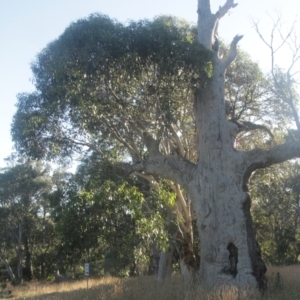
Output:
[2, 265, 300, 300]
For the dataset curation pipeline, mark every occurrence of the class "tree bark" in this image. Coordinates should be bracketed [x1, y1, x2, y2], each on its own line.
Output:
[184, 30, 266, 288]
[149, 241, 160, 276]
[179, 259, 194, 286]
[24, 237, 33, 280]
[16, 247, 23, 283]
[177, 229, 198, 284]
[16, 222, 23, 283]
[157, 246, 174, 283]
[148, 1, 268, 290]
[1, 257, 16, 282]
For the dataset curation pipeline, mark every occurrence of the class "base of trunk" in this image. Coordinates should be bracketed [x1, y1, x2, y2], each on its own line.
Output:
[194, 191, 267, 292]
[243, 195, 267, 291]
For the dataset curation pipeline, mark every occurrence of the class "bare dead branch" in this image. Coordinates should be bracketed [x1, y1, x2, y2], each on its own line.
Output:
[254, 14, 300, 134]
[216, 0, 238, 20]
[252, 21, 272, 50]
[198, 0, 238, 50]
[221, 35, 243, 71]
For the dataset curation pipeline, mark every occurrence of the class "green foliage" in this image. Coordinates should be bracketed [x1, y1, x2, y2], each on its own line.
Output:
[46, 154, 173, 277]
[0, 160, 55, 281]
[12, 14, 212, 161]
[251, 162, 300, 265]
[225, 48, 294, 150]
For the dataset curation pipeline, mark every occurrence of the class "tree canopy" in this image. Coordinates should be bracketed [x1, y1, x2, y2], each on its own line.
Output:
[12, 15, 212, 163]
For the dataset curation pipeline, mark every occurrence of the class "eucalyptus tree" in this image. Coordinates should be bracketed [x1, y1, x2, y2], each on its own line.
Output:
[12, 15, 210, 281]
[251, 162, 300, 265]
[11, 1, 300, 293]
[0, 210, 15, 282]
[0, 161, 52, 282]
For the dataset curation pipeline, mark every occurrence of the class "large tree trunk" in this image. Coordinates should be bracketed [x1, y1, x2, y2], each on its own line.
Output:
[188, 165, 267, 289]
[188, 34, 267, 289]
[171, 0, 267, 291]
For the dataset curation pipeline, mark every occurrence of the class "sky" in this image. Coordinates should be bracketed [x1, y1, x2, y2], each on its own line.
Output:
[0, 0, 299, 167]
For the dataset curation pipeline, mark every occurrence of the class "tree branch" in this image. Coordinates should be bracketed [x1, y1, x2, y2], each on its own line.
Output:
[198, 0, 239, 50]
[253, 15, 300, 132]
[244, 141, 300, 182]
[142, 132, 161, 156]
[134, 172, 159, 188]
[62, 137, 105, 156]
[197, 0, 214, 47]
[122, 155, 196, 188]
[174, 183, 190, 224]
[216, 0, 238, 20]
[169, 124, 186, 157]
[221, 35, 243, 71]
[234, 121, 274, 139]
[102, 118, 141, 162]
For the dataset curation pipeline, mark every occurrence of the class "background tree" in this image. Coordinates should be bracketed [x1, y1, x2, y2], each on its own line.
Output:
[0, 161, 52, 282]
[0, 210, 16, 282]
[46, 154, 171, 278]
[251, 162, 300, 265]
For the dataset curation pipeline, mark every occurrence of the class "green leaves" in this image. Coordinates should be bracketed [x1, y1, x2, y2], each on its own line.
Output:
[0, 160, 55, 281]
[251, 162, 300, 265]
[12, 14, 212, 161]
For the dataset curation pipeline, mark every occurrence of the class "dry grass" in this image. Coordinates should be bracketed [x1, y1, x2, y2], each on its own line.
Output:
[3, 265, 300, 300]
[262, 265, 300, 300]
[5, 277, 120, 299]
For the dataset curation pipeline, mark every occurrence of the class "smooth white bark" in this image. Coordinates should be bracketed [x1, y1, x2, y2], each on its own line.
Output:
[1, 257, 15, 282]
[157, 248, 173, 283]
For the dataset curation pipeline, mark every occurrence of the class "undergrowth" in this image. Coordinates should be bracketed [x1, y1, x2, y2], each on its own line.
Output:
[2, 265, 299, 300]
